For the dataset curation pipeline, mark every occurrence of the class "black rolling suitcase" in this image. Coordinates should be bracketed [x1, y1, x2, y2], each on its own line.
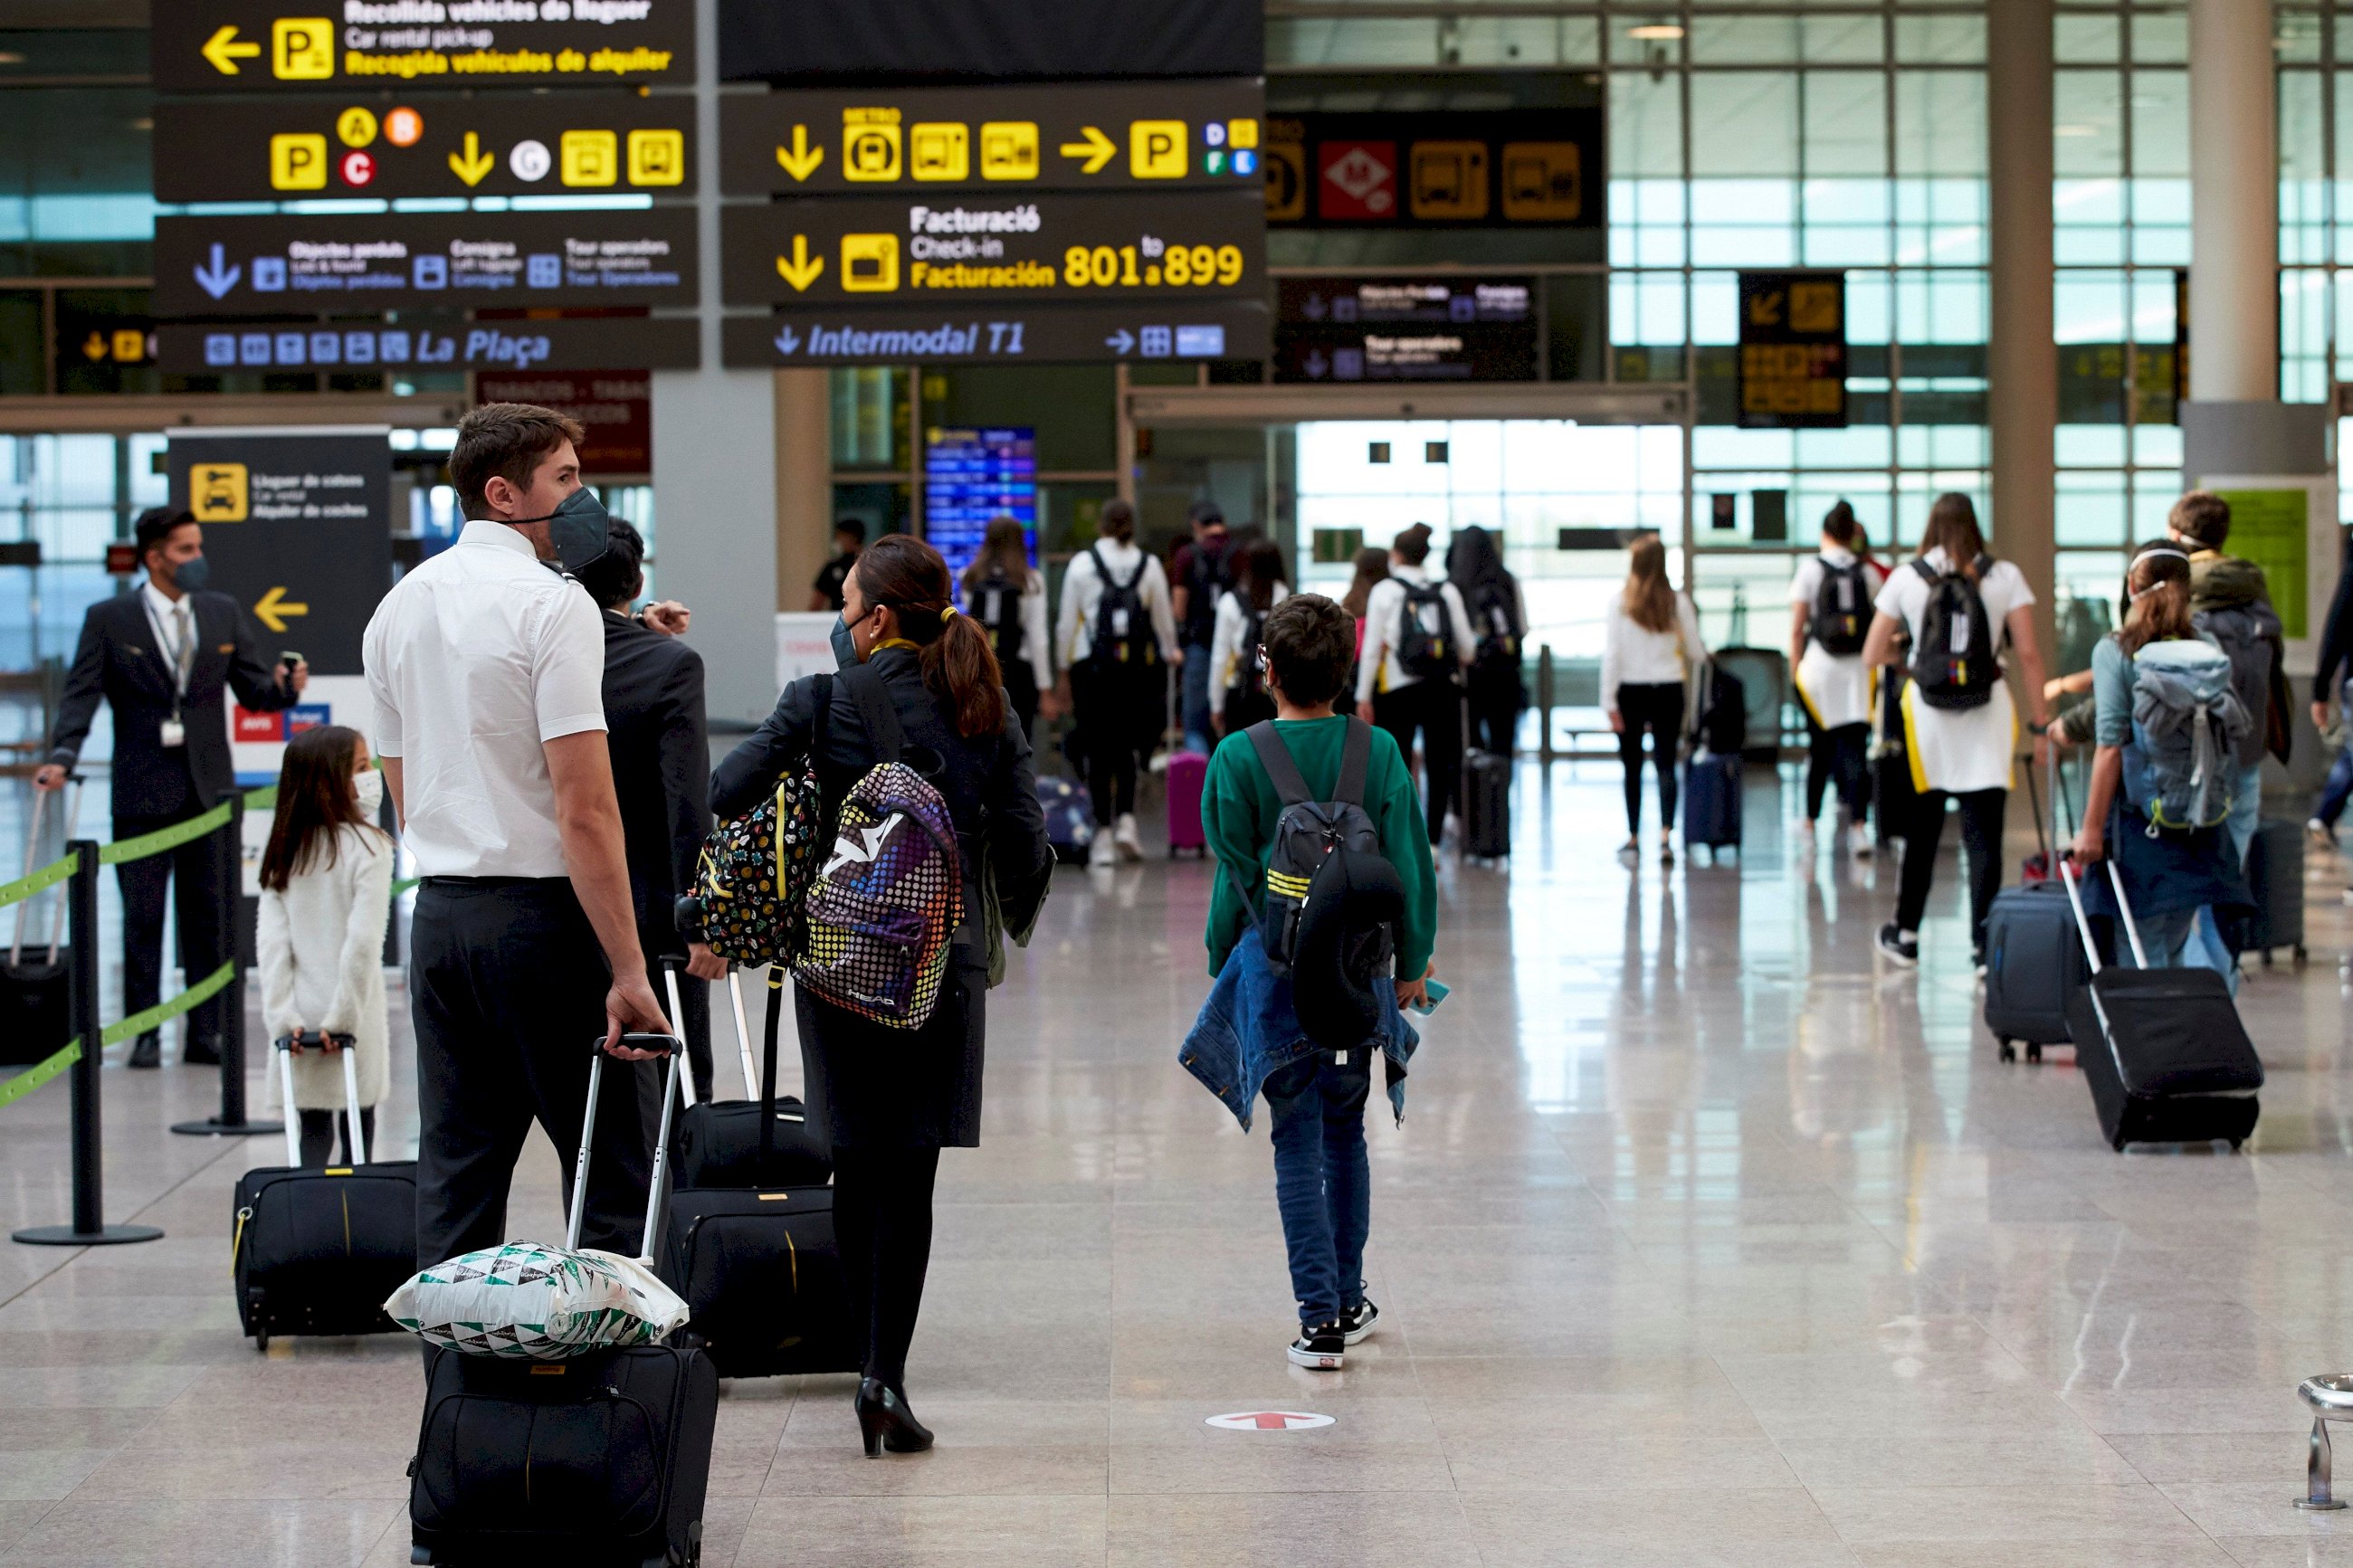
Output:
[231, 1031, 416, 1348]
[411, 1028, 718, 1568]
[1984, 755, 2092, 1062]
[2242, 818, 2307, 967]
[2, 781, 77, 1067]
[2059, 858, 2263, 1153]
[658, 969, 856, 1379]
[1462, 750, 1510, 858]
[672, 968, 830, 1190]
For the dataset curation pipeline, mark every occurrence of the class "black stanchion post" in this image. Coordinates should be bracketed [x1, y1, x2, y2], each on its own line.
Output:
[1537, 643, 1556, 766]
[171, 794, 280, 1139]
[14, 839, 162, 1246]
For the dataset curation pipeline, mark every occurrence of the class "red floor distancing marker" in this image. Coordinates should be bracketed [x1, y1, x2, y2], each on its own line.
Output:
[1205, 1411, 1336, 1431]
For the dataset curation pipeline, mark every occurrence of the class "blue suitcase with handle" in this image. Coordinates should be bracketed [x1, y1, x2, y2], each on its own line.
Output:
[1682, 751, 1742, 858]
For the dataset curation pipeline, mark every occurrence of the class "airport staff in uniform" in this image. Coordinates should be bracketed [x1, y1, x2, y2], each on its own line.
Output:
[37, 508, 307, 1069]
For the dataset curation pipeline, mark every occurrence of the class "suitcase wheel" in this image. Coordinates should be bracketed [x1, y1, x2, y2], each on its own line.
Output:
[2296, 946, 2310, 969]
[2111, 1134, 2129, 1153]
[2262, 950, 2274, 968]
[2231, 1139, 2245, 1152]
[252, 1331, 268, 1354]
[2025, 1042, 2042, 1064]
[1998, 1040, 2015, 1063]
[411, 1550, 433, 1566]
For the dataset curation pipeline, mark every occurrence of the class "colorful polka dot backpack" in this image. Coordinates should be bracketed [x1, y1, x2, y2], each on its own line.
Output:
[691, 677, 833, 968]
[791, 666, 964, 1030]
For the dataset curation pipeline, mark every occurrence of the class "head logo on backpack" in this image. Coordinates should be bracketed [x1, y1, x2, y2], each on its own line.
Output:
[1089, 544, 1159, 667]
[1233, 718, 1406, 1051]
[1396, 581, 1455, 679]
[1811, 559, 1870, 656]
[2125, 639, 2252, 832]
[1910, 554, 2000, 709]
[791, 666, 964, 1029]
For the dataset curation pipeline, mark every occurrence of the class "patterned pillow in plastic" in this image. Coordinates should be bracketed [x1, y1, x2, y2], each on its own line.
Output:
[385, 1241, 690, 1360]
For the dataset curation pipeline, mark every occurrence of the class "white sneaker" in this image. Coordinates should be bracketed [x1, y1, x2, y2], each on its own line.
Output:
[1089, 832, 1118, 869]
[1114, 813, 1143, 861]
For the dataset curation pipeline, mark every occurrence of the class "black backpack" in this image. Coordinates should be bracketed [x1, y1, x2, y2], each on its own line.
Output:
[1225, 594, 1270, 702]
[1395, 580, 1455, 679]
[2193, 600, 2284, 770]
[1233, 718, 1405, 1051]
[1471, 583, 1520, 667]
[1089, 545, 1159, 667]
[1910, 556, 2000, 710]
[1810, 558, 1871, 656]
[972, 568, 1026, 663]
[1184, 536, 1231, 645]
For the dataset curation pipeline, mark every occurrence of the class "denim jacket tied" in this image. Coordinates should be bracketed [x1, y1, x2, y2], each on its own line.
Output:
[1179, 928, 1419, 1132]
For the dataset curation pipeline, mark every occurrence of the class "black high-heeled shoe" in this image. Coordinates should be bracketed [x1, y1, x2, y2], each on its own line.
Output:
[853, 1377, 935, 1457]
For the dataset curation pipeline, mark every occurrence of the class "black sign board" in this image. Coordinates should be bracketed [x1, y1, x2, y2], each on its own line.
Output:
[719, 0, 1262, 83]
[719, 190, 1262, 306]
[153, 95, 695, 204]
[158, 316, 702, 375]
[167, 429, 393, 677]
[719, 81, 1266, 197]
[1265, 109, 1604, 229]
[721, 300, 1268, 366]
[1272, 275, 1537, 383]
[154, 2, 695, 96]
[156, 212, 699, 318]
[1737, 271, 1847, 429]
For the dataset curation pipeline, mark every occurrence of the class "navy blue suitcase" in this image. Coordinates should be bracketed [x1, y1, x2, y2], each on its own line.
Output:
[1983, 882, 2091, 1061]
[1682, 751, 1742, 857]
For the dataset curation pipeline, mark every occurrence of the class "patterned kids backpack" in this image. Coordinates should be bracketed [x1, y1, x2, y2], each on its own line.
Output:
[687, 675, 833, 967]
[792, 665, 965, 1029]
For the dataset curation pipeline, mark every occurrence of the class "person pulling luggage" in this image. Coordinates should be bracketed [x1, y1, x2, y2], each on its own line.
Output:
[1601, 535, 1705, 864]
[1447, 524, 1529, 756]
[1786, 500, 1885, 858]
[1355, 523, 1476, 848]
[1053, 499, 1179, 867]
[1209, 537, 1290, 737]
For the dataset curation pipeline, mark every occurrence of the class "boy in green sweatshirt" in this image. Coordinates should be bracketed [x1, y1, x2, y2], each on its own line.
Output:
[1199, 593, 1437, 1369]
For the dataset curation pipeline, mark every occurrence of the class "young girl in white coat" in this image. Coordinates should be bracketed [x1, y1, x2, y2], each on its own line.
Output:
[258, 724, 395, 1166]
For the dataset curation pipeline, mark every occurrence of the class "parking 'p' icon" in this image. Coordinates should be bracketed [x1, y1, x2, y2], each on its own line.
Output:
[1130, 120, 1187, 179]
[272, 18, 334, 80]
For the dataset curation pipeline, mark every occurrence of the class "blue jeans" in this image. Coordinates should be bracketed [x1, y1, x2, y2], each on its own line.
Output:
[1180, 642, 1214, 754]
[1264, 1050, 1372, 1326]
[2145, 906, 2241, 993]
[2188, 763, 2263, 984]
[2318, 745, 2353, 829]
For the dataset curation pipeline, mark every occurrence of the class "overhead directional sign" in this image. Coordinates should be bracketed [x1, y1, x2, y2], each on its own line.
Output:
[157, 316, 703, 375]
[153, 95, 694, 203]
[155, 211, 699, 316]
[718, 81, 1266, 196]
[720, 191, 1262, 307]
[720, 300, 1269, 366]
[718, 0, 1262, 82]
[153, 3, 696, 95]
[1274, 275, 1538, 383]
[1266, 109, 1604, 229]
[166, 428, 392, 676]
[1738, 270, 1847, 429]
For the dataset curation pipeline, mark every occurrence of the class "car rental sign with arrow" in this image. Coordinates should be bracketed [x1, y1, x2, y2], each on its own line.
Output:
[166, 427, 394, 678]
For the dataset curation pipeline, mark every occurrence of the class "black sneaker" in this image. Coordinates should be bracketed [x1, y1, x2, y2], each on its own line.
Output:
[1338, 1299, 1380, 1345]
[1287, 1322, 1345, 1370]
[1875, 923, 1919, 965]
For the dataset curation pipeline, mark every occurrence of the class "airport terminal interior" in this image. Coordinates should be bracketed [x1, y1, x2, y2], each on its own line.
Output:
[9, 0, 2353, 1563]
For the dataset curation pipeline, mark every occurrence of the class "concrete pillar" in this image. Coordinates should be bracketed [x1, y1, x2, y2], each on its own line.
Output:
[774, 368, 833, 615]
[1986, 0, 2058, 662]
[2187, 0, 2278, 402]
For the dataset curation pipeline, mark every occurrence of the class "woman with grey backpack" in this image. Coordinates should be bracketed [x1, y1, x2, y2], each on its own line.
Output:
[710, 534, 1053, 1456]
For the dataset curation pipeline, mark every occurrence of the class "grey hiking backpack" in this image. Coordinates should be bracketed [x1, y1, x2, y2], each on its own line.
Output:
[2123, 638, 2252, 833]
[1232, 718, 1405, 1051]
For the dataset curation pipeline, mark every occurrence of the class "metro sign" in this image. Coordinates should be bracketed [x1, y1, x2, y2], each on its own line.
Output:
[1318, 141, 1396, 220]
[1204, 1411, 1336, 1432]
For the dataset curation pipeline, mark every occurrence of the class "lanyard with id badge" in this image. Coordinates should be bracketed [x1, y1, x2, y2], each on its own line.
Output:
[146, 597, 195, 748]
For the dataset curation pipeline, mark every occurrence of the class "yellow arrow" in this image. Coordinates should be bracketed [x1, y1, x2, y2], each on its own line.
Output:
[774, 125, 824, 182]
[81, 332, 107, 363]
[253, 586, 309, 634]
[448, 131, 495, 187]
[774, 234, 824, 292]
[201, 24, 261, 75]
[1058, 126, 1116, 174]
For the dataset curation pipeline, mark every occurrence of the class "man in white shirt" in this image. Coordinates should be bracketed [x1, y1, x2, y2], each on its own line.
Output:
[364, 403, 671, 1269]
[1353, 524, 1475, 846]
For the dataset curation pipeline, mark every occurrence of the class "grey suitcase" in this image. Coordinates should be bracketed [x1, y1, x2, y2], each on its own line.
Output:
[2242, 818, 2307, 967]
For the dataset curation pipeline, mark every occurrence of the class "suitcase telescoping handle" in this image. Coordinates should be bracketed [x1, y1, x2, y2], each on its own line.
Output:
[567, 998, 684, 1262]
[273, 1031, 367, 1168]
[11, 775, 80, 965]
[660, 957, 698, 1112]
[2057, 854, 2152, 974]
[726, 966, 759, 1100]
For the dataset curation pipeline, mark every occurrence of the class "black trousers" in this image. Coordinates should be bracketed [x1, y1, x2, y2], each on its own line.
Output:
[831, 1145, 941, 1390]
[1615, 682, 1685, 836]
[1895, 788, 2007, 953]
[113, 807, 231, 1051]
[1002, 656, 1040, 747]
[1072, 658, 1157, 825]
[1805, 718, 1872, 822]
[1467, 662, 1523, 755]
[1373, 679, 1461, 845]
[410, 879, 653, 1269]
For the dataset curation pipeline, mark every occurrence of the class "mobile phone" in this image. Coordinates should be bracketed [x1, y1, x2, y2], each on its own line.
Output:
[280, 651, 304, 671]
[1407, 979, 1450, 1015]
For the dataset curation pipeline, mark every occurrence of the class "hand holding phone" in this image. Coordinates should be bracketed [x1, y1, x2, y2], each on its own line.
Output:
[1406, 979, 1450, 1015]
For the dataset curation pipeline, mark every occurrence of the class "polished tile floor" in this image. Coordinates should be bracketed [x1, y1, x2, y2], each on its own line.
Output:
[5, 759, 2353, 1566]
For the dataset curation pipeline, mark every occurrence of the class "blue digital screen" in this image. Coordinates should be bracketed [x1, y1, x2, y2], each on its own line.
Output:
[924, 426, 1037, 584]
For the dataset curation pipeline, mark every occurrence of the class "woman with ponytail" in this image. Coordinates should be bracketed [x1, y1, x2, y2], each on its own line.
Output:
[711, 532, 1053, 1459]
[1787, 499, 1885, 856]
[2070, 539, 2252, 977]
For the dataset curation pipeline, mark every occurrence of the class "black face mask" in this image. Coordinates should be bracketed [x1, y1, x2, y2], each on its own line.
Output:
[504, 486, 611, 575]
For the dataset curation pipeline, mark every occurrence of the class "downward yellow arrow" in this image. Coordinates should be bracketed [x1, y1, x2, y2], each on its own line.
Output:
[253, 586, 309, 634]
[81, 332, 107, 363]
[448, 131, 495, 187]
[1058, 126, 1116, 175]
[775, 234, 824, 292]
[200, 24, 261, 75]
[775, 125, 824, 182]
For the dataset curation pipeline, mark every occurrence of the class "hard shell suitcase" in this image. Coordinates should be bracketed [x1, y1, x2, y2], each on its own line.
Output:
[1706, 647, 1787, 756]
[1035, 774, 1093, 865]
[411, 1017, 718, 1568]
[231, 1029, 416, 1348]
[1462, 750, 1510, 858]
[1166, 748, 1207, 856]
[671, 969, 830, 1190]
[2059, 859, 2263, 1152]
[1, 782, 76, 1067]
[2242, 817, 2307, 967]
[1682, 751, 1743, 857]
[656, 968, 856, 1379]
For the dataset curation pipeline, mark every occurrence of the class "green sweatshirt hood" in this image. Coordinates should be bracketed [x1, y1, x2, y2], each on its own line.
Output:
[2190, 551, 2269, 613]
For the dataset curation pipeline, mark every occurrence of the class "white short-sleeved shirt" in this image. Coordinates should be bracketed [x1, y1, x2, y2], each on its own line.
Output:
[363, 518, 608, 878]
[1788, 547, 1886, 730]
[1873, 547, 2037, 794]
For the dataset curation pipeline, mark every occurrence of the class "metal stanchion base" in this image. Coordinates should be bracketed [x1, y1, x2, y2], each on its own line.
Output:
[2296, 1498, 2348, 1511]
[13, 1222, 164, 1247]
[169, 1117, 284, 1137]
